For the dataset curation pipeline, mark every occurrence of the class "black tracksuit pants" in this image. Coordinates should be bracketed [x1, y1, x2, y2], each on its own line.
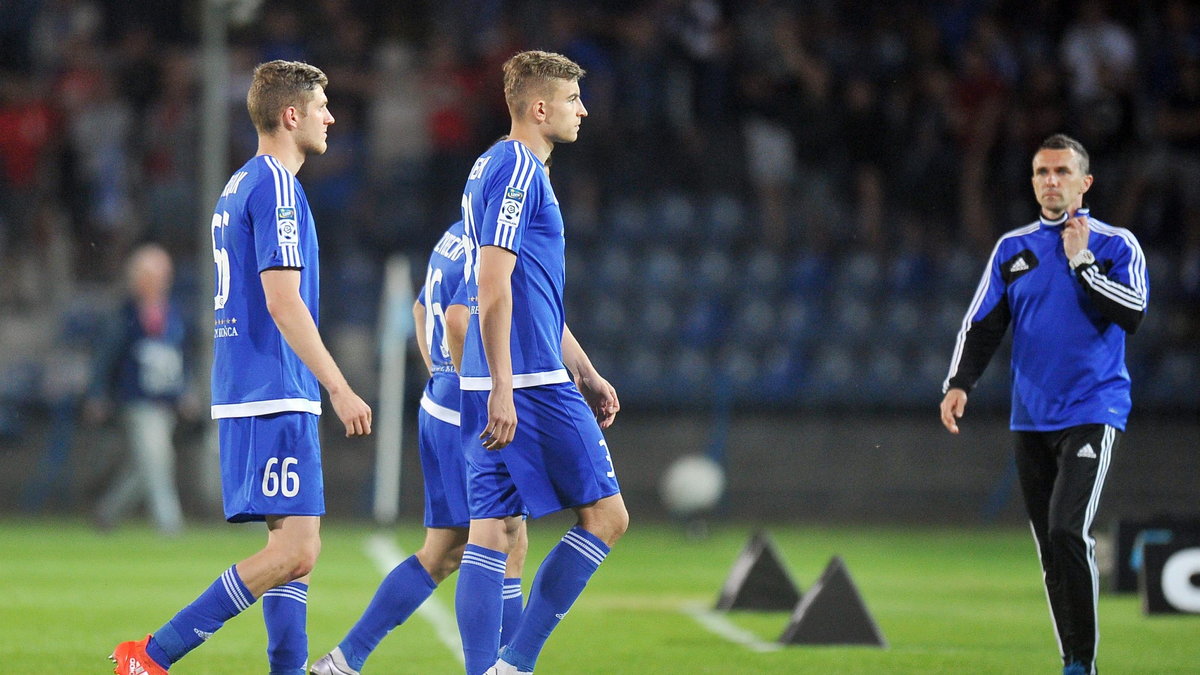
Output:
[1015, 423, 1119, 675]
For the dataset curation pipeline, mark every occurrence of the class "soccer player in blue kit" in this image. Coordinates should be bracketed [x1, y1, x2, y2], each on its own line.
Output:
[455, 51, 628, 675]
[111, 60, 372, 675]
[940, 134, 1148, 675]
[310, 220, 528, 674]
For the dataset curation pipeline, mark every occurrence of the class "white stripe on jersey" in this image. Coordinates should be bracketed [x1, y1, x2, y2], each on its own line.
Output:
[943, 223, 1039, 391]
[1089, 222, 1147, 308]
[265, 156, 302, 267]
[459, 368, 571, 391]
[211, 397, 322, 419]
[281, 243, 300, 267]
[265, 155, 295, 209]
[420, 393, 461, 426]
[493, 142, 539, 250]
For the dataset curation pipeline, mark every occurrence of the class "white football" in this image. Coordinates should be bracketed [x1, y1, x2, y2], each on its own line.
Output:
[659, 454, 726, 516]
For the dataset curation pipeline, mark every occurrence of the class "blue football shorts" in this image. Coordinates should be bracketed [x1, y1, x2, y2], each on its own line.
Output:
[418, 393, 471, 528]
[460, 381, 621, 520]
[218, 411, 324, 523]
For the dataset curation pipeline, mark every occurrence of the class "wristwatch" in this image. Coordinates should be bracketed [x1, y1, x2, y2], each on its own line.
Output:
[1069, 249, 1095, 269]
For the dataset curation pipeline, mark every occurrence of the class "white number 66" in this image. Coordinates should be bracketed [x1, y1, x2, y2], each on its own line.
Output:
[262, 457, 300, 497]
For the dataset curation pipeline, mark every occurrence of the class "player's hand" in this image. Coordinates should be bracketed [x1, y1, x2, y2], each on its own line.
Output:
[939, 388, 967, 434]
[331, 388, 372, 437]
[482, 387, 517, 450]
[577, 373, 620, 429]
[1062, 209, 1090, 260]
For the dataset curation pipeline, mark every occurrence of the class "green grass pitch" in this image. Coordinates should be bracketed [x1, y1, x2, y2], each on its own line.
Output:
[1, 516, 1197, 673]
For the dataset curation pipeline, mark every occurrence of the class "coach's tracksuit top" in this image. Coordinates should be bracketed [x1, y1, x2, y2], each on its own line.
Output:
[943, 209, 1149, 432]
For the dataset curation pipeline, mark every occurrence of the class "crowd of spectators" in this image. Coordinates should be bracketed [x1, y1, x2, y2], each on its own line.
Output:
[1, 0, 1197, 412]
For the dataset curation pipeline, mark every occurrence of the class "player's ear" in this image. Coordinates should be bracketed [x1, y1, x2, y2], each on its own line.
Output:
[1081, 174, 1093, 193]
[281, 105, 299, 131]
[531, 98, 547, 122]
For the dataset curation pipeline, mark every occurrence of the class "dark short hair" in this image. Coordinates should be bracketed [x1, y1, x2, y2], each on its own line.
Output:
[1038, 133, 1090, 175]
[247, 60, 328, 134]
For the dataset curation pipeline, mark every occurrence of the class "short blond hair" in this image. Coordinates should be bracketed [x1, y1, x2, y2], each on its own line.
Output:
[246, 60, 328, 134]
[502, 50, 585, 118]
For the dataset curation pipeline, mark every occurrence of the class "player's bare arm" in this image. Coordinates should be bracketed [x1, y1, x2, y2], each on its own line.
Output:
[444, 303, 469, 373]
[412, 299, 435, 377]
[477, 245, 518, 449]
[261, 268, 372, 436]
[562, 323, 620, 428]
[939, 388, 968, 434]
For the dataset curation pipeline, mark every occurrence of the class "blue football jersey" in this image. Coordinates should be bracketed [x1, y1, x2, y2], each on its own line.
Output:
[210, 154, 322, 418]
[459, 140, 570, 390]
[416, 221, 469, 411]
[945, 210, 1149, 431]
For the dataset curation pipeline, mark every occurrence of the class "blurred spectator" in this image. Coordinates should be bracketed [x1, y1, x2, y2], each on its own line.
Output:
[139, 48, 198, 259]
[0, 0, 1196, 417]
[0, 74, 63, 307]
[85, 243, 195, 535]
[1059, 2, 1138, 161]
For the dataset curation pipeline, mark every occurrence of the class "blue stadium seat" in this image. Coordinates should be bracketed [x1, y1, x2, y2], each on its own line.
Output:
[732, 296, 776, 349]
[702, 193, 744, 242]
[596, 246, 636, 292]
[640, 297, 678, 342]
[694, 248, 734, 297]
[777, 296, 820, 348]
[718, 346, 760, 397]
[679, 297, 727, 348]
[607, 198, 651, 244]
[829, 294, 875, 347]
[643, 247, 685, 290]
[743, 248, 783, 293]
[882, 297, 921, 339]
[834, 250, 884, 295]
[588, 295, 628, 343]
[786, 251, 833, 298]
[667, 347, 712, 404]
[650, 191, 696, 242]
[804, 343, 856, 406]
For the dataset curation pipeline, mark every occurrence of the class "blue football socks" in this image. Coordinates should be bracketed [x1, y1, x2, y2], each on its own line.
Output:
[456, 544, 507, 675]
[147, 565, 256, 667]
[263, 581, 308, 675]
[500, 577, 524, 649]
[338, 554, 437, 671]
[502, 527, 609, 672]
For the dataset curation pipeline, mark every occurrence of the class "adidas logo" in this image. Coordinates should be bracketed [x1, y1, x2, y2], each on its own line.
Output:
[127, 657, 148, 674]
[555, 612, 568, 620]
[194, 628, 214, 642]
[1010, 258, 1029, 273]
[1076, 444, 1096, 459]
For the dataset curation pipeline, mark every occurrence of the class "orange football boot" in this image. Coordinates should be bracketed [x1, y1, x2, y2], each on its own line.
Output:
[109, 635, 169, 674]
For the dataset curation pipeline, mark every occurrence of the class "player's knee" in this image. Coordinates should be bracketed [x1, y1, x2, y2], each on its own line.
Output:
[1047, 522, 1081, 548]
[285, 537, 321, 580]
[609, 505, 630, 542]
[416, 545, 464, 584]
[581, 503, 629, 546]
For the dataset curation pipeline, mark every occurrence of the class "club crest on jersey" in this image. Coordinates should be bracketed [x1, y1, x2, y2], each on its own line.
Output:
[505, 186, 526, 202]
[276, 207, 298, 244]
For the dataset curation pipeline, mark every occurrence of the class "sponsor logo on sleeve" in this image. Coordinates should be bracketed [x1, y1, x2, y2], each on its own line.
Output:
[498, 197, 523, 226]
[276, 207, 298, 244]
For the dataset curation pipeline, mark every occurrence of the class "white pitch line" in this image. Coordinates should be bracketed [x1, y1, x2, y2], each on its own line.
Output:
[680, 602, 782, 653]
[364, 533, 464, 664]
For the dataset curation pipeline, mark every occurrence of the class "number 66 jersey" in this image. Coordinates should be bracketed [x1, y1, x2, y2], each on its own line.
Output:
[209, 154, 322, 420]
